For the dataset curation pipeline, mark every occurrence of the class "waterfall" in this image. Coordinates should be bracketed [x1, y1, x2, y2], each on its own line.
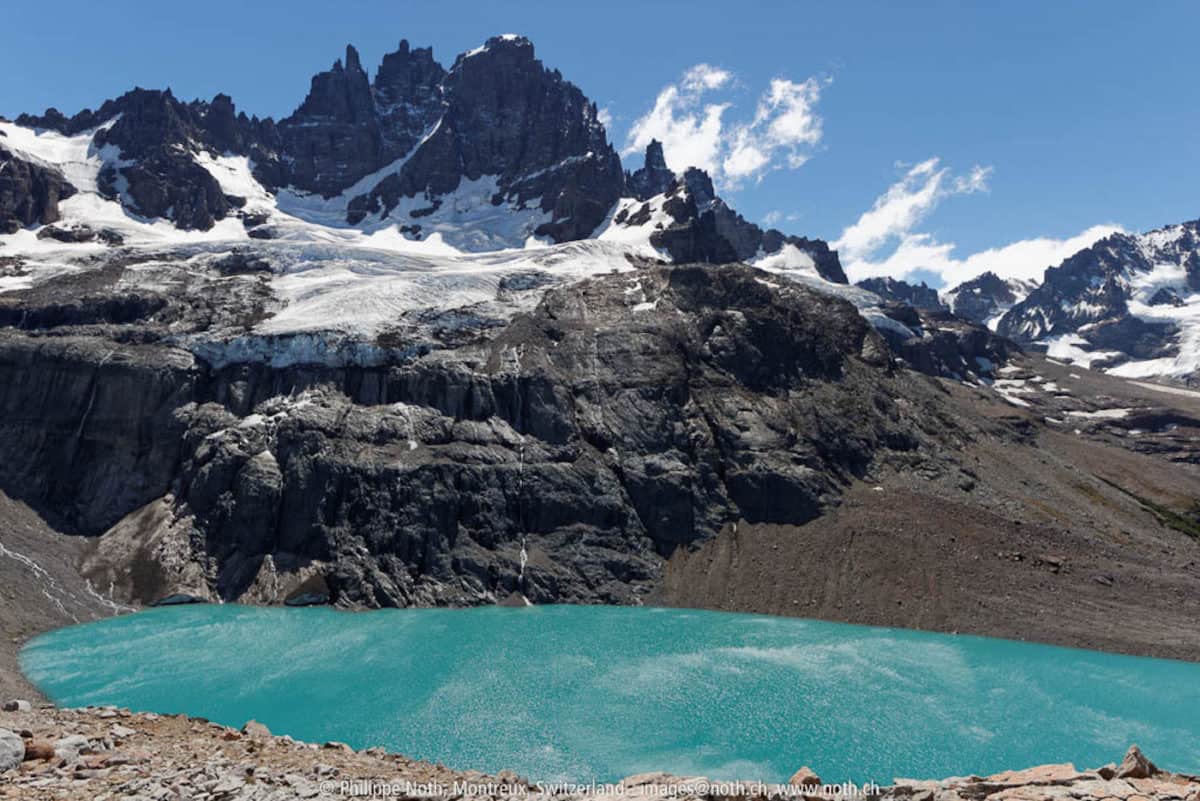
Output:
[0, 537, 78, 622]
[509, 345, 529, 596]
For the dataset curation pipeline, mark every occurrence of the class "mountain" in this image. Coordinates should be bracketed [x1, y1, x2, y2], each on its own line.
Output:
[856, 277, 947, 312]
[2, 35, 844, 275]
[998, 220, 1200, 382]
[1, 35, 1199, 664]
[941, 272, 1037, 329]
[10, 36, 623, 244]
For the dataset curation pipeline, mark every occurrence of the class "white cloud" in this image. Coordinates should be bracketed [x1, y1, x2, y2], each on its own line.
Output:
[835, 159, 1120, 286]
[596, 107, 613, 130]
[878, 225, 1122, 287]
[624, 66, 827, 189]
[623, 78, 728, 177]
[834, 158, 990, 267]
[681, 64, 732, 93]
[762, 210, 801, 227]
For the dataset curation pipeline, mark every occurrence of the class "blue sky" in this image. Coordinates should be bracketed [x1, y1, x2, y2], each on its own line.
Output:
[5, 0, 1198, 285]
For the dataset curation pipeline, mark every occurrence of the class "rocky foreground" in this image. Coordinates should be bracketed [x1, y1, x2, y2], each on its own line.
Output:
[0, 702, 1196, 801]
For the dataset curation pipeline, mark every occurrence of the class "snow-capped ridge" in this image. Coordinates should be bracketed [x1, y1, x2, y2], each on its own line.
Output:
[997, 218, 1200, 383]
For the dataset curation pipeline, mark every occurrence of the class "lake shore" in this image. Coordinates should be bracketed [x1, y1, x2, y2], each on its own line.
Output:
[1, 703, 1197, 800]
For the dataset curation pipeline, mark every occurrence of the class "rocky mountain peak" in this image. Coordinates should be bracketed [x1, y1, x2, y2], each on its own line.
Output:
[345, 32, 624, 241]
[991, 219, 1200, 380]
[289, 47, 375, 125]
[451, 34, 536, 71]
[276, 45, 384, 197]
[344, 44, 364, 74]
[94, 88, 193, 157]
[942, 271, 1035, 328]
[627, 140, 675, 201]
[857, 277, 947, 312]
[618, 156, 847, 283]
[644, 139, 668, 171]
[681, 168, 718, 210]
[5, 32, 845, 263]
[373, 40, 445, 108]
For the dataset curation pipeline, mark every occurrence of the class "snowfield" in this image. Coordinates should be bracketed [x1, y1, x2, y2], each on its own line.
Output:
[2, 116, 914, 369]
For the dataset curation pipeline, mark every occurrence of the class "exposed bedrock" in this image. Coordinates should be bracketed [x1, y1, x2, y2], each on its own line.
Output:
[0, 264, 966, 610]
[0, 147, 76, 234]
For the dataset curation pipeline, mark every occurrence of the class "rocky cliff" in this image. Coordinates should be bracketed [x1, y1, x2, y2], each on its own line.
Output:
[0, 146, 76, 234]
[0, 255, 981, 608]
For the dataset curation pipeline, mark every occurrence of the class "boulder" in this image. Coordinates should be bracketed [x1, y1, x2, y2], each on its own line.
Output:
[241, 720, 272, 738]
[0, 729, 23, 772]
[1115, 745, 1158, 779]
[35, 224, 97, 243]
[53, 734, 92, 761]
[283, 573, 331, 607]
[2, 699, 31, 712]
[22, 740, 55, 761]
[109, 724, 137, 739]
[789, 767, 821, 787]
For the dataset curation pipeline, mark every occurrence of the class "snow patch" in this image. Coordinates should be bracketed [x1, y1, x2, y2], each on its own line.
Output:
[1065, 408, 1132, 420]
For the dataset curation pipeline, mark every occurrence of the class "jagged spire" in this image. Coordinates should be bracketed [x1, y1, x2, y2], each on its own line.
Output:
[627, 139, 676, 201]
[644, 139, 667, 172]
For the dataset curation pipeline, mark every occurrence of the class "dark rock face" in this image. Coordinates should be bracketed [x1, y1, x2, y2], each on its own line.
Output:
[20, 88, 270, 231]
[0, 338, 193, 534]
[629, 163, 848, 283]
[0, 147, 76, 233]
[1000, 236, 1137, 341]
[857, 277, 947, 312]
[101, 154, 232, 232]
[944, 271, 1034, 326]
[346, 36, 624, 241]
[875, 304, 1017, 381]
[0, 260, 959, 608]
[273, 46, 399, 198]
[373, 41, 446, 161]
[998, 221, 1200, 376]
[650, 178, 739, 265]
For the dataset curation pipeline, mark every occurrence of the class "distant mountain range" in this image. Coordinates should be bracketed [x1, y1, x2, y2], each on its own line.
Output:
[998, 220, 1200, 382]
[855, 221, 1200, 385]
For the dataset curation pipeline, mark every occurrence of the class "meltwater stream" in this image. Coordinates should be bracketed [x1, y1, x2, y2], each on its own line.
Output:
[20, 605, 1200, 783]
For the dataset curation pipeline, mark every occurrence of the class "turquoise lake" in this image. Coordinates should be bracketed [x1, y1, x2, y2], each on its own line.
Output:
[19, 604, 1200, 783]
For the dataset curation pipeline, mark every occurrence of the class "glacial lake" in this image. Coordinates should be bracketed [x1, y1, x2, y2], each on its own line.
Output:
[20, 604, 1200, 783]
